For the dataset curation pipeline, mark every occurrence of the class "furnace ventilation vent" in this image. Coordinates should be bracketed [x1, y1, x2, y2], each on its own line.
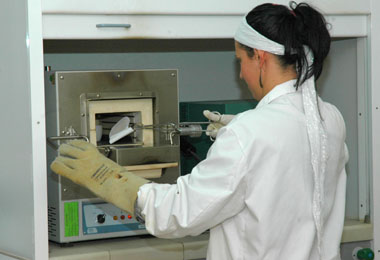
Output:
[48, 206, 57, 237]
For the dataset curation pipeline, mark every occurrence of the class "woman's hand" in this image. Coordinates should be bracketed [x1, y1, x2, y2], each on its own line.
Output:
[203, 110, 235, 139]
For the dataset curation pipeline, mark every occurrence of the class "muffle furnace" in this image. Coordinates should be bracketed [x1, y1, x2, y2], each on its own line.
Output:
[45, 69, 183, 243]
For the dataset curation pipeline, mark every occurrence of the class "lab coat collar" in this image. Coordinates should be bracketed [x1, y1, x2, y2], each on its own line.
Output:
[256, 79, 298, 109]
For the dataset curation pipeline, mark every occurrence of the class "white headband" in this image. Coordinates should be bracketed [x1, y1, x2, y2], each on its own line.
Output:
[235, 17, 327, 257]
[234, 19, 285, 55]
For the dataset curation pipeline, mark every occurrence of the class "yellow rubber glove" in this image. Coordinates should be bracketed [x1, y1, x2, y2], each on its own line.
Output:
[50, 140, 149, 217]
[203, 110, 235, 139]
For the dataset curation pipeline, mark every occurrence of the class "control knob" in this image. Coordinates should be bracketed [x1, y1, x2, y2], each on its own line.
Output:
[97, 214, 106, 224]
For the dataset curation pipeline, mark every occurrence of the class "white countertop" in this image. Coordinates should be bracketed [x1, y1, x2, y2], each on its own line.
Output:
[49, 233, 209, 260]
[49, 220, 372, 259]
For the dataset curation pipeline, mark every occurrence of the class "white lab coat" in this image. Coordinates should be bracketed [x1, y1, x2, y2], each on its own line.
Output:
[137, 80, 348, 260]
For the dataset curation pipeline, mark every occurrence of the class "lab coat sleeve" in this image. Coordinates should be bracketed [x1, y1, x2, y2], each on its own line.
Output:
[137, 127, 247, 238]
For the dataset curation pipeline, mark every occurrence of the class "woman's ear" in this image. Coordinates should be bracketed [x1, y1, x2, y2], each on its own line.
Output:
[256, 50, 267, 68]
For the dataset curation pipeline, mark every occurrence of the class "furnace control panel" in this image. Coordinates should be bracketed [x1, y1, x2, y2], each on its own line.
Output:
[82, 203, 145, 235]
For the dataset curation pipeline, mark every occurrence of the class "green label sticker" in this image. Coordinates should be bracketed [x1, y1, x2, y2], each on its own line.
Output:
[64, 202, 79, 237]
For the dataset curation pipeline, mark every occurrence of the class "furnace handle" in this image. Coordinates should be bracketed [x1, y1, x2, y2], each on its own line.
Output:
[47, 135, 90, 150]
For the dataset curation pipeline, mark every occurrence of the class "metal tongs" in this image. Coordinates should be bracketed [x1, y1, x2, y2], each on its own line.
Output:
[133, 122, 213, 144]
[47, 121, 214, 150]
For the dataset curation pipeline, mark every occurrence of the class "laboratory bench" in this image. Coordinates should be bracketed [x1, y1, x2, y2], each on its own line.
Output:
[49, 233, 209, 260]
[49, 220, 372, 260]
[341, 220, 373, 243]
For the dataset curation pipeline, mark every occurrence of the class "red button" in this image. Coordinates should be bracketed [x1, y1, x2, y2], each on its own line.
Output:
[128, 215, 132, 219]
[120, 215, 125, 220]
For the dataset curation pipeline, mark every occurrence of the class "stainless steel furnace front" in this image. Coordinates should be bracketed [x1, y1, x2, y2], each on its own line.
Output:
[45, 70, 180, 243]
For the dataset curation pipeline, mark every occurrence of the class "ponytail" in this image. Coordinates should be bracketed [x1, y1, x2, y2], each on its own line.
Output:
[243, 2, 331, 88]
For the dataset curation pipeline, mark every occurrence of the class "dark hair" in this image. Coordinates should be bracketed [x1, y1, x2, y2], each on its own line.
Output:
[241, 2, 330, 88]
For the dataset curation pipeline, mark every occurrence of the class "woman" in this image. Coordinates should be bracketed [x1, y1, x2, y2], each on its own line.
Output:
[52, 2, 348, 259]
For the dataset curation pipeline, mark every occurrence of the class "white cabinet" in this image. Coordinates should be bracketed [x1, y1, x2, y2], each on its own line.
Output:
[41, 0, 370, 15]
[42, 14, 368, 39]
[41, 0, 369, 39]
[0, 0, 48, 260]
